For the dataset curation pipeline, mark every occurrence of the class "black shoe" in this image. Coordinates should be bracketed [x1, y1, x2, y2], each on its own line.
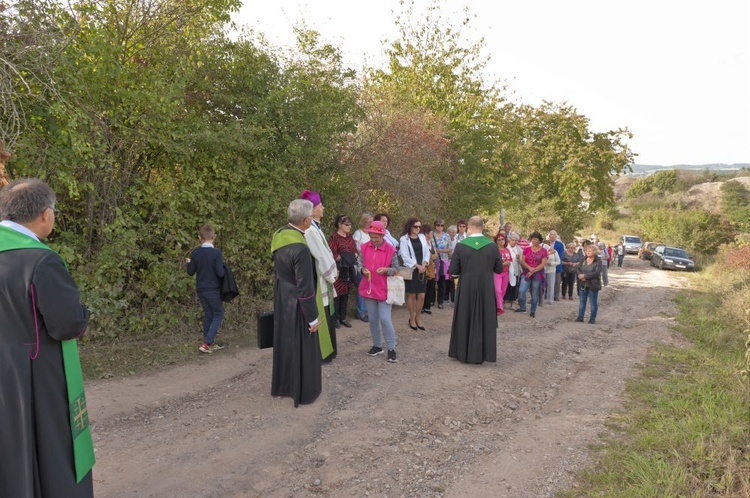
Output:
[359, 315, 369, 323]
[340, 319, 352, 328]
[416, 324, 426, 331]
[421, 308, 432, 314]
[367, 346, 384, 356]
[408, 321, 418, 331]
[530, 312, 535, 318]
[334, 320, 341, 329]
[387, 350, 398, 363]
[575, 317, 584, 322]
[589, 319, 596, 324]
[514, 308, 526, 313]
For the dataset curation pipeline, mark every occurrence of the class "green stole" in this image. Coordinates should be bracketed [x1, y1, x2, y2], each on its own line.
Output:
[459, 234, 494, 250]
[0, 225, 95, 483]
[271, 226, 334, 359]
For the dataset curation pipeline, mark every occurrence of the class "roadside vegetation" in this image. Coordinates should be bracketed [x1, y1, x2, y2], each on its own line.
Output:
[561, 172, 750, 497]
[2, 0, 632, 359]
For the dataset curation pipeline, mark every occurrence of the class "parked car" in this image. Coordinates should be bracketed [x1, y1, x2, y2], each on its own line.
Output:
[638, 242, 661, 260]
[650, 245, 695, 271]
[620, 235, 643, 254]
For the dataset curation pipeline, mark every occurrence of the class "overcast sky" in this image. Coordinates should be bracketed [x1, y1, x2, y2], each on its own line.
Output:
[233, 0, 750, 166]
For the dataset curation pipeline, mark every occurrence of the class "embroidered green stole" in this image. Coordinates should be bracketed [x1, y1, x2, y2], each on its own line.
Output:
[0, 225, 95, 483]
[458, 234, 494, 250]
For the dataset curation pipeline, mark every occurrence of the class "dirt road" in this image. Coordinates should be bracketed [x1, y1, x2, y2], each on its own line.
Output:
[89, 258, 688, 497]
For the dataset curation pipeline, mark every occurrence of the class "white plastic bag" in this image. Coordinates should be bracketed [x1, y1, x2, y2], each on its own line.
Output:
[385, 276, 405, 306]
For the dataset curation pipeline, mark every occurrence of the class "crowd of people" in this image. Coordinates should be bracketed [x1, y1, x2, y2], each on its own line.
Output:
[0, 178, 616, 497]
[264, 190, 615, 408]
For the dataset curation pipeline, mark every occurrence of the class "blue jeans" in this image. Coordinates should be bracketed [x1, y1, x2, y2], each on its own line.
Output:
[518, 276, 542, 313]
[578, 287, 598, 321]
[617, 255, 624, 267]
[198, 290, 224, 344]
[364, 298, 396, 350]
[354, 271, 367, 318]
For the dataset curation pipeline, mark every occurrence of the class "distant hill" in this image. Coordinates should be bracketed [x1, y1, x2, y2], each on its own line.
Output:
[627, 163, 749, 177]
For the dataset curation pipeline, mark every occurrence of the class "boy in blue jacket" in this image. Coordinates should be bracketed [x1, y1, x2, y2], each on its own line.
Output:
[186, 225, 226, 353]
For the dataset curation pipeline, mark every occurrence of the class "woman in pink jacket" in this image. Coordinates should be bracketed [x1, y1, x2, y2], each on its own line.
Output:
[493, 230, 512, 314]
[359, 221, 400, 363]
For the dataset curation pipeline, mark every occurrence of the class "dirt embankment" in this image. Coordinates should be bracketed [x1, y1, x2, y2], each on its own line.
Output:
[88, 257, 688, 498]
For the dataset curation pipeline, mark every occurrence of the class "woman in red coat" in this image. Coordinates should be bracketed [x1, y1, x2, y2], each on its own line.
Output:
[328, 215, 358, 328]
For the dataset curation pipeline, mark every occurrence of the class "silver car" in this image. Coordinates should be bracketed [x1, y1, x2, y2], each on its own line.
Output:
[620, 235, 642, 254]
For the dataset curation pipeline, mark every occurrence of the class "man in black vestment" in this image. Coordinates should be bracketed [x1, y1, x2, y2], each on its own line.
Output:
[0, 178, 93, 497]
[270, 199, 322, 407]
[448, 216, 503, 364]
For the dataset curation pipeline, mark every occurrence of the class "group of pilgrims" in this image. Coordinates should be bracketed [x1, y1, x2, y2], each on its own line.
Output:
[271, 190, 605, 408]
[0, 176, 608, 497]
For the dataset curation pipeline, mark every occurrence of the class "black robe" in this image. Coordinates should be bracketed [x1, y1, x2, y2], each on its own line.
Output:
[0, 246, 93, 497]
[448, 238, 503, 364]
[271, 227, 322, 407]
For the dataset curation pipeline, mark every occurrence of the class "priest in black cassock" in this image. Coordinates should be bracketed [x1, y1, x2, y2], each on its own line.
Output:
[0, 178, 94, 497]
[448, 216, 503, 364]
[270, 199, 322, 407]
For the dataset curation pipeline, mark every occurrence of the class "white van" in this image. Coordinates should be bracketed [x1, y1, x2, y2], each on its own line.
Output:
[620, 235, 643, 254]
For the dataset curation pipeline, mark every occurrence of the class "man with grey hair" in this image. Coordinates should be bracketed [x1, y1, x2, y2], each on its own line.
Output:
[448, 216, 503, 364]
[0, 178, 94, 496]
[270, 198, 324, 407]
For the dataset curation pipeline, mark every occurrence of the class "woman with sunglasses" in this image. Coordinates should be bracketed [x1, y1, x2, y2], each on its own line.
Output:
[328, 214, 357, 328]
[399, 218, 430, 330]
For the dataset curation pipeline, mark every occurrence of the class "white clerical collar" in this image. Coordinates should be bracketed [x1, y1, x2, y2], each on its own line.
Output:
[468, 233, 483, 237]
[200, 242, 214, 248]
[0, 220, 40, 241]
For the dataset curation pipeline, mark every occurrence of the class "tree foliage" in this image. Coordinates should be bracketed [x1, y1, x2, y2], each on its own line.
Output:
[4, 1, 360, 338]
[637, 208, 733, 255]
[627, 170, 678, 198]
[370, 0, 514, 220]
[513, 102, 633, 232]
[1, 0, 637, 340]
[721, 180, 750, 232]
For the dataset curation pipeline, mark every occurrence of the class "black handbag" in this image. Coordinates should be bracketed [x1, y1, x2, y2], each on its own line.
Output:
[257, 311, 274, 349]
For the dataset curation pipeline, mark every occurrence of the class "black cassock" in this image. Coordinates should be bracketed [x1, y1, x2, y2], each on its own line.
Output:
[271, 232, 322, 407]
[0, 247, 92, 498]
[448, 239, 503, 364]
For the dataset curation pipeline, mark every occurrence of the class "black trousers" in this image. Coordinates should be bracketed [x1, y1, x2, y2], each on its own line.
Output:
[334, 293, 349, 322]
[424, 278, 436, 309]
[561, 272, 576, 297]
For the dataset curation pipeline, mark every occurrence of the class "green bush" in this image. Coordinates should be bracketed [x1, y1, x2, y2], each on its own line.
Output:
[721, 180, 750, 232]
[637, 208, 733, 255]
[627, 170, 678, 198]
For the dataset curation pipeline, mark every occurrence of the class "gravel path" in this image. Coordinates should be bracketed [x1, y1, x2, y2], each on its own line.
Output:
[88, 257, 687, 497]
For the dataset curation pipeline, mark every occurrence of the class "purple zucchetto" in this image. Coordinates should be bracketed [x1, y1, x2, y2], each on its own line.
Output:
[300, 189, 322, 207]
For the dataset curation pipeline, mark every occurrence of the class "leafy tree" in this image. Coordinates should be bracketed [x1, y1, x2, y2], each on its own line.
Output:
[514, 102, 633, 232]
[370, 0, 515, 220]
[721, 180, 750, 232]
[337, 86, 451, 223]
[6, 2, 360, 338]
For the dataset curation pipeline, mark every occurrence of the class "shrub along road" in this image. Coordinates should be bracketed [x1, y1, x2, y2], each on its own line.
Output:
[88, 256, 688, 497]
